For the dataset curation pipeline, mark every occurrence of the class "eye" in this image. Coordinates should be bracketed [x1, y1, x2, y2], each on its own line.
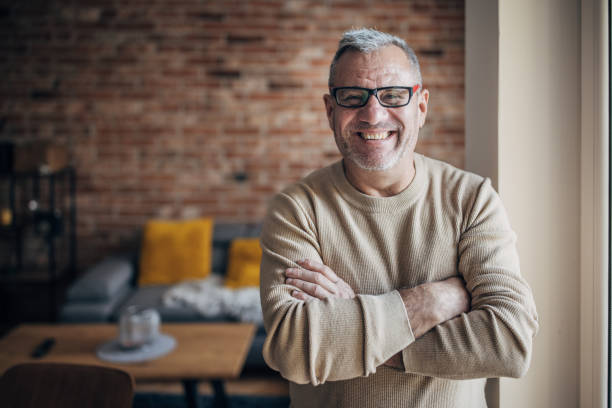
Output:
[337, 89, 367, 105]
[379, 89, 410, 105]
[342, 95, 364, 104]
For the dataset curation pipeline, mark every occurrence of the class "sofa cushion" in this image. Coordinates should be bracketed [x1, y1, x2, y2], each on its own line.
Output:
[67, 257, 133, 302]
[60, 286, 132, 322]
[211, 223, 262, 273]
[225, 238, 262, 288]
[138, 218, 213, 286]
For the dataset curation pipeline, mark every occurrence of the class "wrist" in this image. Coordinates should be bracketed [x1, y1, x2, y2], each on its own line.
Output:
[398, 284, 435, 339]
[398, 278, 470, 339]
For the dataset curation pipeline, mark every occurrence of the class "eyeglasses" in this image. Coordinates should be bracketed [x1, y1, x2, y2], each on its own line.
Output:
[330, 85, 420, 108]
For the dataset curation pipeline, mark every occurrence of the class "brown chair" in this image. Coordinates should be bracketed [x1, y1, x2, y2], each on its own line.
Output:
[0, 362, 134, 408]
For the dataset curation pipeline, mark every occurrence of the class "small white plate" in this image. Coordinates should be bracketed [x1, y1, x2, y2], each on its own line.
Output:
[96, 333, 176, 363]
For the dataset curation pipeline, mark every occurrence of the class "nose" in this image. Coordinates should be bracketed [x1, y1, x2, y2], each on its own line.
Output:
[356, 92, 389, 125]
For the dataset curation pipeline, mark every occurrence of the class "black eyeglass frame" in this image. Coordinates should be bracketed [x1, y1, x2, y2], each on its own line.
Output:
[330, 85, 421, 108]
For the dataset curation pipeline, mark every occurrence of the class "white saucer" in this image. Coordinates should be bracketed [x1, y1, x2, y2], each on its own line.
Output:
[96, 333, 176, 363]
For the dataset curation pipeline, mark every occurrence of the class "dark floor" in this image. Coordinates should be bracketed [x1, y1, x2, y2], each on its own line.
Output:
[133, 393, 290, 408]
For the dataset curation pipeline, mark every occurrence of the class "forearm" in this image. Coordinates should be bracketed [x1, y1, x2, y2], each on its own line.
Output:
[399, 277, 470, 338]
[384, 277, 470, 369]
[262, 280, 414, 384]
[386, 287, 536, 377]
[401, 297, 537, 379]
[384, 269, 537, 377]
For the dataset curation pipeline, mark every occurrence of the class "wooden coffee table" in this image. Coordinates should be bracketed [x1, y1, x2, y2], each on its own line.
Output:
[0, 323, 256, 408]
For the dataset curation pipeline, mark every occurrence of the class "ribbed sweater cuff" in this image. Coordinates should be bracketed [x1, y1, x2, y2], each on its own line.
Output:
[390, 289, 415, 345]
[359, 290, 415, 375]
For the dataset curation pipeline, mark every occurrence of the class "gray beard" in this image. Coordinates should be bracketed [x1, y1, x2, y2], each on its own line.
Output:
[337, 136, 408, 172]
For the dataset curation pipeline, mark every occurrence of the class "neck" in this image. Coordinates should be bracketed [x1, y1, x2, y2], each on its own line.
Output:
[343, 155, 416, 197]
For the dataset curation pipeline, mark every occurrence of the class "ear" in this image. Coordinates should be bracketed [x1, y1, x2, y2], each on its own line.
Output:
[323, 94, 335, 129]
[417, 88, 429, 128]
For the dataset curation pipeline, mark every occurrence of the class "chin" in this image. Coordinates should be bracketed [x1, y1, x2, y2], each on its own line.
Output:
[350, 155, 401, 172]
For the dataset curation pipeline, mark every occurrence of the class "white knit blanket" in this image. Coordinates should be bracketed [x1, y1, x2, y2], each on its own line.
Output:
[162, 275, 263, 325]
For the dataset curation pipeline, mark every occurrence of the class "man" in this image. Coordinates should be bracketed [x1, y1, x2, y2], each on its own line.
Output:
[259, 28, 538, 407]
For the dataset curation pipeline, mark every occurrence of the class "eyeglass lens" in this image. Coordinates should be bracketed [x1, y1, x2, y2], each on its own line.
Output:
[335, 87, 413, 107]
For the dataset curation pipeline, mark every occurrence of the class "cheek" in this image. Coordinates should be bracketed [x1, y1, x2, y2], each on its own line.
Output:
[333, 112, 355, 135]
[405, 122, 421, 148]
[393, 111, 420, 144]
[397, 109, 419, 131]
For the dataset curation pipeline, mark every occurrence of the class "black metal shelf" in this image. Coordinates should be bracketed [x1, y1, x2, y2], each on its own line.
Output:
[0, 167, 77, 321]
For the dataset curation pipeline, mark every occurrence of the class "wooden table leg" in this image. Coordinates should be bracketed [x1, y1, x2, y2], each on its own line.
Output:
[182, 379, 228, 408]
[211, 379, 228, 408]
[182, 379, 202, 408]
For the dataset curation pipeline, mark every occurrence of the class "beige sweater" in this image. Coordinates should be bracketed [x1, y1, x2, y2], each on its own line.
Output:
[260, 154, 538, 408]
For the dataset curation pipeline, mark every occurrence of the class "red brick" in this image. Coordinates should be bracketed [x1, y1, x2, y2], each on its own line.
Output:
[1, 0, 465, 269]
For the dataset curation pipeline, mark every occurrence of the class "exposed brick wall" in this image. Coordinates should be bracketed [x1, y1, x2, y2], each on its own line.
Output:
[0, 0, 464, 268]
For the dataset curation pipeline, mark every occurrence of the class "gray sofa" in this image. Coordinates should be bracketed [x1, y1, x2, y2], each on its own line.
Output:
[60, 222, 267, 371]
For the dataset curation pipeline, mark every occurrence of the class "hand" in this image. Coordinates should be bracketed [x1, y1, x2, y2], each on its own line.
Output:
[285, 259, 355, 301]
[398, 276, 470, 339]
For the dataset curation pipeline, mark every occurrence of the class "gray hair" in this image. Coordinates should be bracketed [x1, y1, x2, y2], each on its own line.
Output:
[328, 28, 422, 88]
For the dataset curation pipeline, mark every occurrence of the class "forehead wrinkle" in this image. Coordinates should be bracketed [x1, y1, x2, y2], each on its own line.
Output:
[333, 47, 418, 88]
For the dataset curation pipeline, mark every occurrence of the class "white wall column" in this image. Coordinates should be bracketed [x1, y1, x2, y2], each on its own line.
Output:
[498, 1, 581, 406]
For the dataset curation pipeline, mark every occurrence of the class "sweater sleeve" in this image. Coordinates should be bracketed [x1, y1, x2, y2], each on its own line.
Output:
[401, 178, 539, 379]
[260, 191, 415, 385]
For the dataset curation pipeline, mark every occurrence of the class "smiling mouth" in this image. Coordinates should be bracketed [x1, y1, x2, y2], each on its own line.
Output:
[357, 131, 394, 140]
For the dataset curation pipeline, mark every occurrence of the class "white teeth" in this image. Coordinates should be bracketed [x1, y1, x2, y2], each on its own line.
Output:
[361, 132, 390, 140]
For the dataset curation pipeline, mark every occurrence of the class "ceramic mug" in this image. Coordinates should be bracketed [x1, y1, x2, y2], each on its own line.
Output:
[118, 306, 160, 349]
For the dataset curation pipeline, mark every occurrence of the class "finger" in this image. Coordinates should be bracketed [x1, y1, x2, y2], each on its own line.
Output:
[285, 277, 332, 300]
[285, 267, 339, 295]
[288, 263, 355, 299]
[337, 281, 356, 299]
[296, 259, 339, 283]
[291, 290, 315, 302]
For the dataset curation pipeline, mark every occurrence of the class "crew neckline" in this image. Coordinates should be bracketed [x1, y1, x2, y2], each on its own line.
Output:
[331, 153, 427, 213]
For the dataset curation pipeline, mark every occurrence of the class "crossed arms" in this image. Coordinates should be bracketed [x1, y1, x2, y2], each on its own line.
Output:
[286, 259, 471, 368]
[260, 180, 539, 385]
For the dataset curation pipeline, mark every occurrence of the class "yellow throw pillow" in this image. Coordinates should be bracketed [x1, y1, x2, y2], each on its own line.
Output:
[138, 218, 214, 286]
[225, 238, 262, 288]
